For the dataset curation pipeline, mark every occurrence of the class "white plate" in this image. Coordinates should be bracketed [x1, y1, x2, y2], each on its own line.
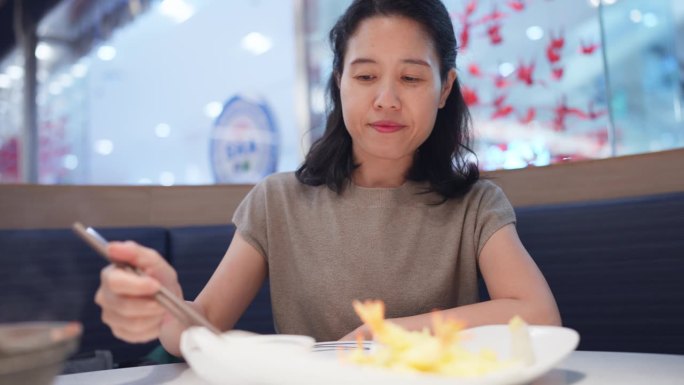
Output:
[181, 325, 579, 385]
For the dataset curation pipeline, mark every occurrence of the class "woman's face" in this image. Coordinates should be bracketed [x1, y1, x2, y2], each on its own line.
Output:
[339, 16, 456, 169]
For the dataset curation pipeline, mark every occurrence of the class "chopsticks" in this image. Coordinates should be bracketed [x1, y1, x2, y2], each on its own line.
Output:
[72, 222, 221, 335]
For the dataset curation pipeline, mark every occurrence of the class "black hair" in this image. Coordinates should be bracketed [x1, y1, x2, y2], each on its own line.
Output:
[295, 0, 479, 200]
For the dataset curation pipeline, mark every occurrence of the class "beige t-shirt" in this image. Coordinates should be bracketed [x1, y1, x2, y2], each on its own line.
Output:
[232, 172, 515, 341]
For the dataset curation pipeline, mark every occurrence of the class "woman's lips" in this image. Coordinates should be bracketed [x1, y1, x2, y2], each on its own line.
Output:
[369, 121, 406, 133]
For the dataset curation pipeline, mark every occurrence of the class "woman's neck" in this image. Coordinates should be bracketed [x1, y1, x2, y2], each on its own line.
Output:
[352, 158, 411, 188]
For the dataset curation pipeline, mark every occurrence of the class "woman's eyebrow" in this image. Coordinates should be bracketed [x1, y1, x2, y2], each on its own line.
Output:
[349, 58, 431, 67]
[349, 58, 377, 66]
[402, 58, 431, 67]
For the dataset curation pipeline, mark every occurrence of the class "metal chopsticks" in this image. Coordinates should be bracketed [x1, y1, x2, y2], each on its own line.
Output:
[72, 222, 221, 335]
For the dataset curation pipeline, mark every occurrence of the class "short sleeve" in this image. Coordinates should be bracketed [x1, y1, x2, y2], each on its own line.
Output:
[232, 181, 269, 263]
[474, 181, 517, 256]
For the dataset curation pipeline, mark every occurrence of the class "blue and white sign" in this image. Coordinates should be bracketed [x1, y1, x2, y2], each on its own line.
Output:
[210, 95, 279, 183]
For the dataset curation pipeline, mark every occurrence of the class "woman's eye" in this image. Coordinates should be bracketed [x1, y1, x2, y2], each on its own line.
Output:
[355, 75, 375, 81]
[402, 76, 422, 83]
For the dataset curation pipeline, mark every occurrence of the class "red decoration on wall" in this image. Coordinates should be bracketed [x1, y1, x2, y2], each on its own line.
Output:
[585, 101, 608, 120]
[546, 30, 565, 72]
[475, 6, 506, 26]
[493, 93, 508, 108]
[465, 0, 478, 17]
[580, 39, 600, 55]
[0, 115, 71, 183]
[494, 74, 510, 89]
[459, 23, 471, 50]
[549, 29, 565, 50]
[546, 44, 562, 64]
[551, 67, 564, 80]
[468, 63, 483, 77]
[486, 23, 503, 45]
[517, 60, 535, 86]
[454, 0, 479, 51]
[491, 93, 513, 119]
[37, 114, 71, 182]
[518, 107, 536, 124]
[507, 0, 526, 12]
[451, 0, 608, 167]
[492, 105, 514, 119]
[0, 137, 19, 182]
[586, 128, 610, 147]
[552, 96, 590, 132]
[461, 85, 479, 106]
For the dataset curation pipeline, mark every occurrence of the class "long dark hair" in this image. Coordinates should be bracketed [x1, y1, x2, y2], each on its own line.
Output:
[295, 0, 479, 200]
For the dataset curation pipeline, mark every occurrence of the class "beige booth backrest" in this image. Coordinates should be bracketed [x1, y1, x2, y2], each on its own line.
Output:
[1, 149, 682, 229]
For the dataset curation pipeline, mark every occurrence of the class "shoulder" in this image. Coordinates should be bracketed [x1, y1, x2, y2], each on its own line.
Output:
[468, 179, 506, 198]
[250, 172, 319, 200]
[235, 172, 303, 220]
[466, 179, 515, 219]
[446, 179, 512, 210]
[258, 171, 299, 189]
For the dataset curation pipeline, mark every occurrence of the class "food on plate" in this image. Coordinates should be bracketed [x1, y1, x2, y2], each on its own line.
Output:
[345, 300, 534, 377]
[509, 315, 535, 366]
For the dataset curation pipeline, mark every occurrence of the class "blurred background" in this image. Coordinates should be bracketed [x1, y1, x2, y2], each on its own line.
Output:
[0, 0, 682, 185]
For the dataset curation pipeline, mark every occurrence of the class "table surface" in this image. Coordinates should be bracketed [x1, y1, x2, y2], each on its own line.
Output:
[54, 350, 684, 385]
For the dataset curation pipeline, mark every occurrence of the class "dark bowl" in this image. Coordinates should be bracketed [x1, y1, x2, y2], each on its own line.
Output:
[0, 322, 82, 385]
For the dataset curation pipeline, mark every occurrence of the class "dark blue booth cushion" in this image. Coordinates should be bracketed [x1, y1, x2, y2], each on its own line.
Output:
[168, 225, 275, 334]
[514, 192, 684, 354]
[0, 227, 168, 365]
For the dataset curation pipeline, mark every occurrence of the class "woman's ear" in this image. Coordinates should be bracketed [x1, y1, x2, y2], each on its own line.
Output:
[335, 71, 341, 88]
[439, 69, 457, 108]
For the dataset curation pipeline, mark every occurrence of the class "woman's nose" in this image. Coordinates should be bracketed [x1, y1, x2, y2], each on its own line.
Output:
[373, 82, 400, 110]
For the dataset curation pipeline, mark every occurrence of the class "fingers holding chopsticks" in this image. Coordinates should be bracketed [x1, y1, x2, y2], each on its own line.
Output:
[100, 306, 165, 343]
[95, 285, 165, 343]
[96, 281, 165, 316]
[96, 240, 184, 343]
[106, 241, 181, 291]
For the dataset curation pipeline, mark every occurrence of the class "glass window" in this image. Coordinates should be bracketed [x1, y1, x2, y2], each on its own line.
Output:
[1, 0, 682, 184]
[29, 0, 301, 184]
[303, 0, 684, 171]
[601, 0, 684, 155]
[0, 49, 23, 182]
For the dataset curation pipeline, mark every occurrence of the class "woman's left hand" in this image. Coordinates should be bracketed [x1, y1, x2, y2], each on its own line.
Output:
[339, 324, 372, 341]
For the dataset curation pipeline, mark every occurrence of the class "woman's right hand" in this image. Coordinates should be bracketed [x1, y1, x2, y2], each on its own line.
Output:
[95, 241, 183, 343]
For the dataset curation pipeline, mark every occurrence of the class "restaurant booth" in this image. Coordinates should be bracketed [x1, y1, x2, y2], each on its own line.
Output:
[1, 148, 683, 375]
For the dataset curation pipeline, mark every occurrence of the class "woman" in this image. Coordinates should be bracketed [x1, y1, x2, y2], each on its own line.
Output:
[96, 0, 560, 357]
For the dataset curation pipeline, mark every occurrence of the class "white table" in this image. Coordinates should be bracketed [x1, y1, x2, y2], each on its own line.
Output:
[54, 351, 684, 385]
